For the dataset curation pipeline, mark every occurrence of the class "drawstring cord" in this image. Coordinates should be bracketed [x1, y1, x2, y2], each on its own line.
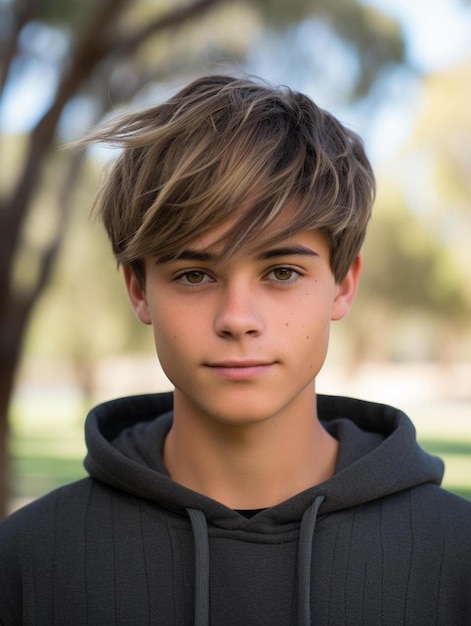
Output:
[187, 508, 210, 626]
[187, 494, 325, 626]
[297, 495, 325, 625]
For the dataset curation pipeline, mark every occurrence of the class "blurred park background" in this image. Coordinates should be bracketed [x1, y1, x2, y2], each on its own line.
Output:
[1, 0, 470, 518]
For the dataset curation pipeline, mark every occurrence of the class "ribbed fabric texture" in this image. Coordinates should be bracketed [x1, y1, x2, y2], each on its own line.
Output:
[1, 393, 470, 624]
[2, 479, 470, 624]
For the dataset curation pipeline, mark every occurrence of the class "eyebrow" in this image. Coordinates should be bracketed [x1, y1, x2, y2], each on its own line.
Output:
[256, 245, 320, 260]
[158, 244, 320, 264]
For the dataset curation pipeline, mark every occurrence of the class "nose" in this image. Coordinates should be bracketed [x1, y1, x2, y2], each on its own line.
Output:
[214, 282, 264, 339]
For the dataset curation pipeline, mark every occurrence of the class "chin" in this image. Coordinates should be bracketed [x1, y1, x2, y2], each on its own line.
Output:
[200, 398, 287, 428]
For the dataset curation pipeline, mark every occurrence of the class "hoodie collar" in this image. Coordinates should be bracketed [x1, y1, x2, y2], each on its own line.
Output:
[84, 392, 443, 526]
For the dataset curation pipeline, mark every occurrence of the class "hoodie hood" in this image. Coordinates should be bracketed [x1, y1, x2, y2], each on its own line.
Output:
[84, 392, 444, 527]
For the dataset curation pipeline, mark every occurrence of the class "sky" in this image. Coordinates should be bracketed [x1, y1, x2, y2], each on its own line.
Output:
[363, 0, 471, 72]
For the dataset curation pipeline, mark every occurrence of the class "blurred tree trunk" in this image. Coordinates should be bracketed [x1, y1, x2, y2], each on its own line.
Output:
[0, 0, 223, 518]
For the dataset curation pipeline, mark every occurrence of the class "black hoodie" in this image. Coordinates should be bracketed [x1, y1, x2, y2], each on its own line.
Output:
[1, 393, 470, 625]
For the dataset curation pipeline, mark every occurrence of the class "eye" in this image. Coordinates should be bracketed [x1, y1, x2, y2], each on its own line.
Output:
[266, 266, 302, 284]
[175, 269, 214, 286]
[272, 267, 295, 281]
[185, 271, 206, 284]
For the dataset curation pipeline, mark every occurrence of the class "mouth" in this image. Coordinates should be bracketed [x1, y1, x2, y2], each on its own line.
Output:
[206, 360, 276, 380]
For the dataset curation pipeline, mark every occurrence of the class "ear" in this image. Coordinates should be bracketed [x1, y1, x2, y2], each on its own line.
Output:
[122, 265, 152, 325]
[331, 254, 363, 321]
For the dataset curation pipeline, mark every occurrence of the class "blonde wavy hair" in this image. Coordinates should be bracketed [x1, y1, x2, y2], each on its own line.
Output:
[85, 74, 375, 284]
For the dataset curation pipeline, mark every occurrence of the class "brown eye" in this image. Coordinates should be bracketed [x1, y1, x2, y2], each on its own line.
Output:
[273, 268, 293, 281]
[185, 271, 205, 283]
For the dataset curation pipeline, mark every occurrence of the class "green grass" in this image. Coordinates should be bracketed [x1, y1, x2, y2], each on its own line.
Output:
[413, 398, 471, 501]
[12, 454, 86, 498]
[418, 439, 471, 500]
[9, 390, 88, 505]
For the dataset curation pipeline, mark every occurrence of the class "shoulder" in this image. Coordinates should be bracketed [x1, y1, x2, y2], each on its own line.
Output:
[401, 484, 471, 574]
[0, 479, 96, 622]
[390, 483, 471, 534]
[0, 476, 148, 560]
[374, 484, 471, 570]
[425, 484, 471, 547]
[408, 485, 471, 617]
[412, 483, 471, 525]
[0, 476, 128, 558]
[0, 478, 93, 544]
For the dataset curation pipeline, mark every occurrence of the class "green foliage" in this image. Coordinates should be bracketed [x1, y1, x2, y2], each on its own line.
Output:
[410, 62, 471, 213]
[362, 200, 469, 318]
[40, 0, 101, 29]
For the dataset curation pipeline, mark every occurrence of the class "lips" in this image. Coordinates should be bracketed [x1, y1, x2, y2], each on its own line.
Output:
[206, 360, 276, 380]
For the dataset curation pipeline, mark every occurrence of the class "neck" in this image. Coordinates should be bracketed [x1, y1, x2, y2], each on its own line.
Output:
[163, 390, 338, 509]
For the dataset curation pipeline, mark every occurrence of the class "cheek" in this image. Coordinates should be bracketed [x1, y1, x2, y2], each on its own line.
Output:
[149, 304, 178, 354]
[284, 291, 333, 335]
[151, 324, 187, 387]
[150, 303, 198, 365]
[288, 305, 332, 363]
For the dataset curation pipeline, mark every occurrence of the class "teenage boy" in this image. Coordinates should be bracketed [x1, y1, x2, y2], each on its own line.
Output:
[1, 75, 470, 625]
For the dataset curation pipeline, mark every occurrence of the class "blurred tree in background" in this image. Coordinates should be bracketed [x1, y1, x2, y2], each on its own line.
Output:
[1, 0, 470, 516]
[343, 59, 471, 366]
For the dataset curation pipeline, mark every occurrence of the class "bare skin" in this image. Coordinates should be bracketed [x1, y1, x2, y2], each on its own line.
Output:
[124, 222, 361, 509]
[163, 396, 339, 509]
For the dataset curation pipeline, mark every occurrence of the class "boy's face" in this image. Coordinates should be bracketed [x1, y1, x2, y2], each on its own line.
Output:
[124, 218, 361, 428]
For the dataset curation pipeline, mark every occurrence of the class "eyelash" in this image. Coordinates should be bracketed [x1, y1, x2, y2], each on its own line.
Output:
[174, 266, 303, 288]
[175, 270, 214, 287]
[265, 267, 303, 285]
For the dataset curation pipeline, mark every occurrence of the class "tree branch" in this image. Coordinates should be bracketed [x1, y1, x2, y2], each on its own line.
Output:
[114, 0, 226, 55]
[0, 0, 130, 298]
[0, 0, 46, 95]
